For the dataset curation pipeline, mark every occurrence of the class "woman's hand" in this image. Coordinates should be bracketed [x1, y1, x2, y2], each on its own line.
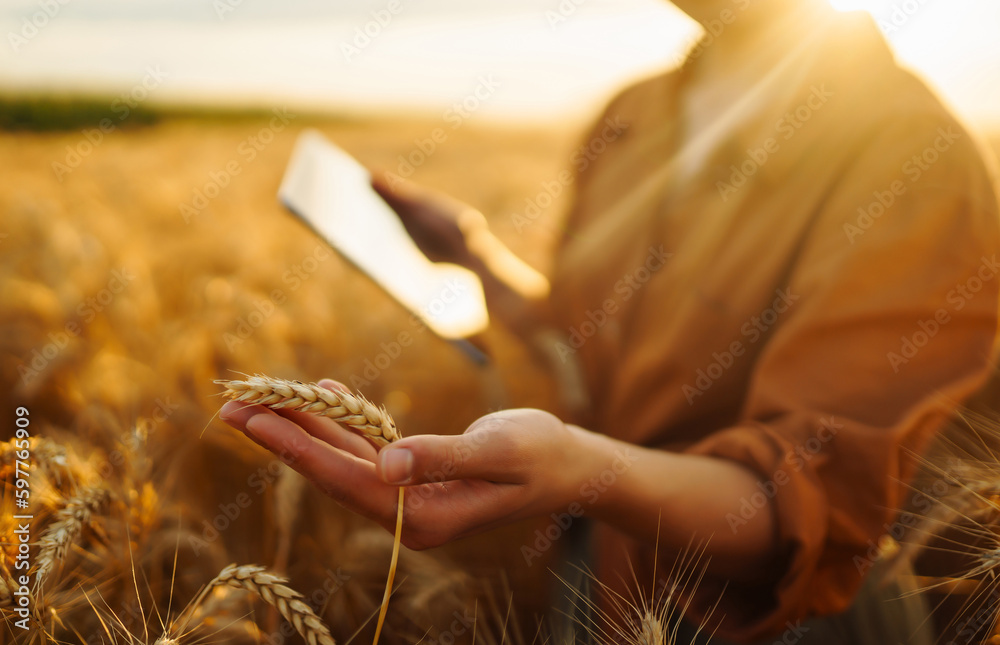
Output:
[220, 379, 602, 550]
[220, 379, 779, 581]
[372, 173, 551, 336]
[371, 172, 485, 269]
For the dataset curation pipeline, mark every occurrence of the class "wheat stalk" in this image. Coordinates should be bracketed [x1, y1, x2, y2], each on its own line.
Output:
[200, 564, 336, 645]
[216, 373, 404, 645]
[216, 375, 400, 448]
[274, 466, 306, 572]
[33, 486, 111, 594]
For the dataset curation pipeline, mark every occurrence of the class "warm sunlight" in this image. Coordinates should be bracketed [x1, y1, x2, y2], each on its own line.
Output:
[827, 0, 895, 12]
[3, 1, 1000, 643]
[822, 0, 1000, 128]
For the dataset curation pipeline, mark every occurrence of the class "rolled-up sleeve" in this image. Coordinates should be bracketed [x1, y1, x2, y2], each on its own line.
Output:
[685, 116, 1000, 639]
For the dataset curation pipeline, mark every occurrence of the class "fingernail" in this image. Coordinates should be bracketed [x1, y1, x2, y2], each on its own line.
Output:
[381, 448, 414, 485]
[319, 378, 346, 394]
[219, 402, 238, 422]
[244, 414, 266, 439]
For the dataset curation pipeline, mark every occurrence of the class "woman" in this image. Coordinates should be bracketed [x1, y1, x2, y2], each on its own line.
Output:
[222, 0, 1000, 641]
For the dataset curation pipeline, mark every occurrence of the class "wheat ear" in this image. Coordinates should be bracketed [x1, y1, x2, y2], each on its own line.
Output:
[216, 373, 404, 645]
[1, 436, 63, 464]
[1, 436, 70, 479]
[207, 564, 336, 645]
[638, 611, 666, 645]
[34, 486, 111, 593]
[216, 375, 400, 448]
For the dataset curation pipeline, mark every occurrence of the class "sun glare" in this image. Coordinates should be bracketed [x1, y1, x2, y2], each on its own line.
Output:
[826, 0, 893, 12]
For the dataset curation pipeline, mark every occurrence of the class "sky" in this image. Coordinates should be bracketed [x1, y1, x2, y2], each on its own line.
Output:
[1, 0, 998, 128]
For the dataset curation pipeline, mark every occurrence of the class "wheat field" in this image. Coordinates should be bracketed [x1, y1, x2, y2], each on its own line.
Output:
[0, 111, 577, 644]
[2, 109, 1000, 644]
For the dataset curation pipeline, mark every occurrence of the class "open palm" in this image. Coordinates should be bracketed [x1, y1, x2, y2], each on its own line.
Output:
[220, 380, 588, 550]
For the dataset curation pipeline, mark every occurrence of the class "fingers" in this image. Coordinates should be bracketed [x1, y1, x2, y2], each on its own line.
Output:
[370, 170, 403, 198]
[221, 401, 556, 550]
[371, 170, 419, 214]
[282, 379, 376, 459]
[272, 408, 377, 461]
[221, 380, 377, 461]
[240, 412, 400, 528]
[370, 171, 464, 222]
[371, 170, 431, 205]
[220, 400, 273, 433]
[376, 412, 532, 486]
[318, 378, 350, 394]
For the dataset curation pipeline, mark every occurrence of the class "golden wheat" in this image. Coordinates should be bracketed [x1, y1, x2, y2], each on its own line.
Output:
[0, 576, 12, 608]
[200, 564, 336, 645]
[1, 436, 70, 474]
[177, 584, 242, 630]
[216, 375, 400, 448]
[272, 466, 306, 588]
[556, 537, 723, 645]
[217, 374, 404, 645]
[638, 612, 666, 645]
[33, 486, 111, 594]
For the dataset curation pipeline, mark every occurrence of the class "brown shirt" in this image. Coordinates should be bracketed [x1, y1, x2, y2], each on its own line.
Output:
[548, 8, 1000, 640]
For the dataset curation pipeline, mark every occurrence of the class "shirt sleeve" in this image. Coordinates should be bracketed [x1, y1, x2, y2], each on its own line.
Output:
[684, 115, 1000, 639]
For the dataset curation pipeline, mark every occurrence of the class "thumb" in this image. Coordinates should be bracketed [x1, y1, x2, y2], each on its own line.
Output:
[376, 416, 526, 486]
[370, 168, 403, 197]
[371, 169, 421, 210]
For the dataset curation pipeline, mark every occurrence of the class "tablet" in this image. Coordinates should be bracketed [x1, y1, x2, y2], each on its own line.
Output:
[278, 130, 490, 342]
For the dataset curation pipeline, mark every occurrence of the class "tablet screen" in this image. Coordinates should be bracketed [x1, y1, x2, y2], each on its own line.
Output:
[278, 130, 489, 340]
